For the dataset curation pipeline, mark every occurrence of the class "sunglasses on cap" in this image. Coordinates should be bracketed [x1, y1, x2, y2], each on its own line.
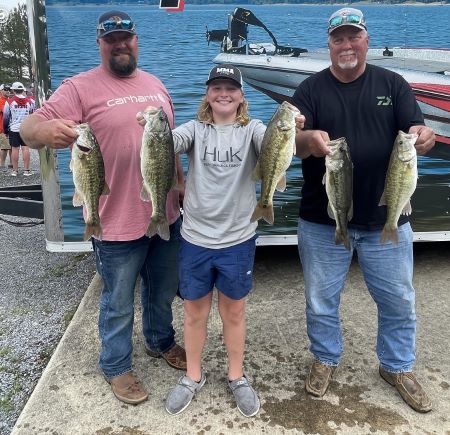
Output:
[97, 18, 135, 32]
[329, 14, 365, 30]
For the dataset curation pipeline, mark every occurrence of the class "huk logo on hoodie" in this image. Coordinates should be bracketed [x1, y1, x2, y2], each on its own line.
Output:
[202, 146, 243, 168]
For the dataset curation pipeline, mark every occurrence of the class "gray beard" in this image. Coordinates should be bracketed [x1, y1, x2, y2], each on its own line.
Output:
[109, 54, 137, 77]
[337, 59, 358, 70]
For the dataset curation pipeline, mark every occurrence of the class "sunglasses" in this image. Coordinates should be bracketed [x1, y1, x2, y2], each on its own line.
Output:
[97, 19, 135, 33]
[329, 14, 365, 30]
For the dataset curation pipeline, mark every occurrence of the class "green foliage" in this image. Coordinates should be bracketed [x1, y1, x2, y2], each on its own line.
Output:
[0, 4, 32, 86]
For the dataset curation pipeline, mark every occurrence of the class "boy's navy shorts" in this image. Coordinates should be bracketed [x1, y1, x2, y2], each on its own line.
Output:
[179, 235, 257, 301]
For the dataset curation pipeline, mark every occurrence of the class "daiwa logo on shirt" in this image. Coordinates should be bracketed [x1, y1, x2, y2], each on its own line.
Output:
[376, 96, 392, 106]
[107, 93, 166, 107]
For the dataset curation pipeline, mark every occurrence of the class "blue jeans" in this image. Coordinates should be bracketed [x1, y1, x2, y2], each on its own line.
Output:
[297, 218, 416, 373]
[92, 217, 181, 378]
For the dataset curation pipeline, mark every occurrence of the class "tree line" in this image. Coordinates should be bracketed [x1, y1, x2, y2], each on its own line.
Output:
[0, 4, 32, 86]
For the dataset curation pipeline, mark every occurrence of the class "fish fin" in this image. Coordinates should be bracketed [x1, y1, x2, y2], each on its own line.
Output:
[73, 190, 83, 207]
[146, 215, 170, 241]
[322, 174, 326, 185]
[335, 229, 351, 251]
[380, 226, 399, 245]
[327, 203, 335, 220]
[348, 202, 353, 221]
[378, 191, 387, 206]
[252, 162, 262, 181]
[140, 186, 152, 202]
[250, 203, 274, 225]
[84, 223, 102, 241]
[102, 182, 110, 195]
[275, 175, 286, 192]
[401, 200, 412, 216]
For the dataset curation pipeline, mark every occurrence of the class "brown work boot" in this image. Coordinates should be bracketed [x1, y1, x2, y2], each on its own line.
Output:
[107, 372, 148, 405]
[379, 367, 432, 413]
[305, 360, 336, 397]
[145, 343, 187, 370]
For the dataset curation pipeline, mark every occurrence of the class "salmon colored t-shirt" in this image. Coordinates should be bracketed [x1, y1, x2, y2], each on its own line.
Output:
[36, 65, 180, 241]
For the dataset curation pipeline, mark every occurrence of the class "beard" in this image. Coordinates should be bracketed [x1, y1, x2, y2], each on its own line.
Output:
[337, 51, 358, 70]
[109, 52, 137, 77]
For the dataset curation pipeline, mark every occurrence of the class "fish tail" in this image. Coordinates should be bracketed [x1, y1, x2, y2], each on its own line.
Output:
[84, 223, 102, 241]
[147, 215, 170, 241]
[335, 229, 351, 251]
[250, 203, 274, 225]
[380, 226, 399, 245]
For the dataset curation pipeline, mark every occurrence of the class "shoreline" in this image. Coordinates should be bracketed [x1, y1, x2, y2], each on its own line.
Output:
[46, 2, 450, 7]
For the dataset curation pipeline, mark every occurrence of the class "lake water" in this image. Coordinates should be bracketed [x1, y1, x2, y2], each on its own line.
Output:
[44, 4, 450, 240]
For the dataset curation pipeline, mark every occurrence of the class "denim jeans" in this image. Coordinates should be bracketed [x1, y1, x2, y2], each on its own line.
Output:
[297, 218, 416, 373]
[92, 217, 181, 378]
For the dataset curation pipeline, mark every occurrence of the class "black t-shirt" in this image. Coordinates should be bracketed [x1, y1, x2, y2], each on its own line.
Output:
[292, 64, 424, 230]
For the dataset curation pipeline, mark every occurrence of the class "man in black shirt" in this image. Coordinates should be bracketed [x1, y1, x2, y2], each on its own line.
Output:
[293, 7, 434, 413]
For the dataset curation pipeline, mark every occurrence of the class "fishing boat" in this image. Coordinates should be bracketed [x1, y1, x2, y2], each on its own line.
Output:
[208, 8, 450, 160]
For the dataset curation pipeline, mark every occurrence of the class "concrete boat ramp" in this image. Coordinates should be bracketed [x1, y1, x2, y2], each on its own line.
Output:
[12, 244, 450, 434]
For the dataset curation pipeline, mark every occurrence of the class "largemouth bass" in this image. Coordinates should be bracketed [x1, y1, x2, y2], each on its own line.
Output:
[70, 123, 110, 241]
[324, 137, 353, 251]
[379, 130, 418, 245]
[141, 106, 175, 241]
[251, 101, 300, 225]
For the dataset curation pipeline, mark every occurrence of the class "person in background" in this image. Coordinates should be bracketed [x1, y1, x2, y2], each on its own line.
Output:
[0, 84, 12, 170]
[3, 82, 34, 176]
[293, 8, 434, 413]
[20, 10, 186, 405]
[138, 65, 305, 417]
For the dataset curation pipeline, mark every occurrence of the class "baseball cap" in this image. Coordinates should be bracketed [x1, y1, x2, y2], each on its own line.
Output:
[11, 82, 25, 91]
[206, 64, 243, 88]
[97, 10, 136, 38]
[328, 8, 366, 34]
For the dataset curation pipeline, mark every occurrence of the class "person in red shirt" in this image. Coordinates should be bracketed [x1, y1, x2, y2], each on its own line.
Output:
[0, 84, 12, 169]
[3, 82, 35, 176]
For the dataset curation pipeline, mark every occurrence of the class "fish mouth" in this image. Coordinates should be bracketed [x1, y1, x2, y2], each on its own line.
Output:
[397, 153, 416, 163]
[144, 107, 160, 115]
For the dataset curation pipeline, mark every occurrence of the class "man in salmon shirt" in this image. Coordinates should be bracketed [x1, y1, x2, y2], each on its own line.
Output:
[20, 10, 186, 405]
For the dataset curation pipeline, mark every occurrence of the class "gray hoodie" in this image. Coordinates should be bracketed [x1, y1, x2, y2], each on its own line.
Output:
[173, 119, 266, 248]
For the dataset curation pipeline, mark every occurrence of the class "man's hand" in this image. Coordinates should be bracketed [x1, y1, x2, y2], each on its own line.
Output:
[409, 125, 435, 156]
[20, 115, 78, 149]
[295, 114, 305, 131]
[136, 105, 159, 127]
[296, 129, 332, 159]
[41, 119, 79, 149]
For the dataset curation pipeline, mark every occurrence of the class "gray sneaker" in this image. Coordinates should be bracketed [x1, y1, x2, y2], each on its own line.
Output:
[228, 376, 260, 417]
[165, 371, 206, 415]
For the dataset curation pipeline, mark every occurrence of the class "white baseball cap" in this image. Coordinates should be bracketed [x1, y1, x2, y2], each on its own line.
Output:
[11, 82, 25, 91]
[328, 8, 366, 34]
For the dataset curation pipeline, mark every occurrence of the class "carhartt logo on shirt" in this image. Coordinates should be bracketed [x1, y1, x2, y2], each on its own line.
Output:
[376, 96, 392, 106]
[106, 93, 166, 107]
